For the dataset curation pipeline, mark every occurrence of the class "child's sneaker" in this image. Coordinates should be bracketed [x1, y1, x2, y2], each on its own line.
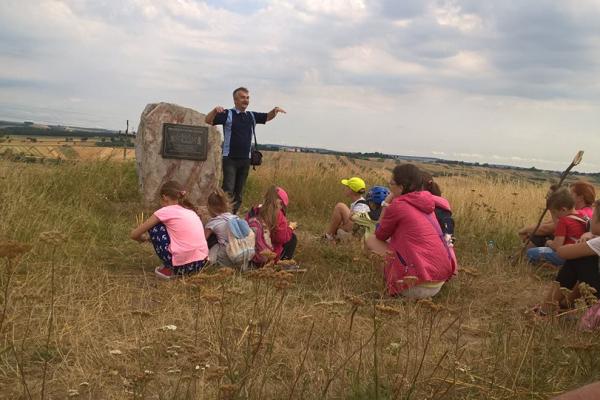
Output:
[155, 265, 174, 280]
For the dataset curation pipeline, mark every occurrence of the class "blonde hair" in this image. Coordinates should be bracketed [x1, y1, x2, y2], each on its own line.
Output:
[260, 185, 281, 230]
[207, 189, 231, 217]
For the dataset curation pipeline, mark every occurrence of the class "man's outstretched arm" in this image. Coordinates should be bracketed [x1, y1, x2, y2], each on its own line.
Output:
[266, 106, 286, 122]
[205, 106, 225, 125]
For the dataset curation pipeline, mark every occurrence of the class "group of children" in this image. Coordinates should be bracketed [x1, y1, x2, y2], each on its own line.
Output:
[130, 163, 458, 300]
[517, 181, 600, 316]
[130, 181, 297, 279]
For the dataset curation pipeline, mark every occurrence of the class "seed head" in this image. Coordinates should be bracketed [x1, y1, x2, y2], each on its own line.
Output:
[344, 294, 366, 307]
[39, 230, 66, 245]
[375, 304, 402, 315]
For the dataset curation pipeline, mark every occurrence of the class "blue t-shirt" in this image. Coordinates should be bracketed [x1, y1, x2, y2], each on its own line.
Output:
[212, 109, 268, 158]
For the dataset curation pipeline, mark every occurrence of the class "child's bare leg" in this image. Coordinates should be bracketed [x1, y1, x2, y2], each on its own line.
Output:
[365, 234, 388, 257]
[326, 203, 352, 236]
[365, 235, 388, 275]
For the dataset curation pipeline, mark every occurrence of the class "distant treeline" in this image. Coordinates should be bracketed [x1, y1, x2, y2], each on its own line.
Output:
[0, 126, 120, 138]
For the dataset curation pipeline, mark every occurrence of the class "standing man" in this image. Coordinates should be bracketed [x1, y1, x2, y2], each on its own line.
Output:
[206, 87, 286, 213]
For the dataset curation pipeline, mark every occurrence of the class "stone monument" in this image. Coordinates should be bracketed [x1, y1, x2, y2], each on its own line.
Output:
[135, 102, 222, 210]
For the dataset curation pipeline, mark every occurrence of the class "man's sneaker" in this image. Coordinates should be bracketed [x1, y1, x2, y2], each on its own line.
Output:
[155, 265, 174, 280]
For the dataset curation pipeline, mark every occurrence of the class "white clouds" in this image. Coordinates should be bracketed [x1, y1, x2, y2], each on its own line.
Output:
[432, 2, 483, 32]
[333, 45, 426, 76]
[1, 0, 600, 171]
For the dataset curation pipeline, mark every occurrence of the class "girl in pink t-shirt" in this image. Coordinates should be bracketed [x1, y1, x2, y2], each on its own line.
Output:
[130, 181, 209, 279]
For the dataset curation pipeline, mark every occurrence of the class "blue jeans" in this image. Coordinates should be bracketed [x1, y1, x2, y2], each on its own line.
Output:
[526, 246, 565, 267]
[222, 157, 250, 214]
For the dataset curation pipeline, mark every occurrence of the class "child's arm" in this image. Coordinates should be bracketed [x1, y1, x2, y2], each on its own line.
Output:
[557, 240, 597, 259]
[130, 215, 160, 242]
[546, 236, 565, 251]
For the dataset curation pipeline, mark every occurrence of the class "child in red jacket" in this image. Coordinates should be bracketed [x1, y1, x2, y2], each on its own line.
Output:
[251, 185, 297, 262]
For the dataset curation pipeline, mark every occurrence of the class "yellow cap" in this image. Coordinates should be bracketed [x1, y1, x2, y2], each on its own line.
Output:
[341, 177, 366, 192]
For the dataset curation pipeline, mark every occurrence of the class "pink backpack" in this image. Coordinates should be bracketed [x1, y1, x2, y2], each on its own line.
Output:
[246, 211, 274, 267]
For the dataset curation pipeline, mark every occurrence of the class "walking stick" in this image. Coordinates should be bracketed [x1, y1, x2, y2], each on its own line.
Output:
[511, 150, 584, 265]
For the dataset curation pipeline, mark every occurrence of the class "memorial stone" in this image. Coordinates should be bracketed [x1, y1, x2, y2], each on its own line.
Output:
[135, 102, 222, 209]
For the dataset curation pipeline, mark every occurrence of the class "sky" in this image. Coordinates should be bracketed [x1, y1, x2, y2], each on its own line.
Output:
[1, 0, 600, 171]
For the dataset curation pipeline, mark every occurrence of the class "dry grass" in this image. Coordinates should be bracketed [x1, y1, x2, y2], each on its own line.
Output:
[1, 153, 600, 399]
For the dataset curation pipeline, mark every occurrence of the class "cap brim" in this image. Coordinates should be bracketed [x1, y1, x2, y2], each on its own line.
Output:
[341, 179, 349, 186]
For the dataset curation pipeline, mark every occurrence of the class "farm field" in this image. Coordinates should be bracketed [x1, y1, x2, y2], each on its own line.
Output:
[1, 151, 599, 399]
[0, 137, 135, 161]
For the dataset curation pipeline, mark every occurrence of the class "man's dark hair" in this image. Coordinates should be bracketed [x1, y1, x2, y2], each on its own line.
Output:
[232, 87, 249, 97]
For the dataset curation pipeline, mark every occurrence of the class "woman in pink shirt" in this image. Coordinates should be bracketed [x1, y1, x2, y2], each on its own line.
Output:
[130, 181, 209, 279]
[366, 164, 456, 298]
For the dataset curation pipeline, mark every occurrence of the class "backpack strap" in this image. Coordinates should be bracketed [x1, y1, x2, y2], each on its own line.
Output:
[566, 214, 591, 233]
[248, 111, 258, 150]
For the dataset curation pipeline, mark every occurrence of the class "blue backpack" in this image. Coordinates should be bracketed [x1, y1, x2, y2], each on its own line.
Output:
[225, 217, 256, 268]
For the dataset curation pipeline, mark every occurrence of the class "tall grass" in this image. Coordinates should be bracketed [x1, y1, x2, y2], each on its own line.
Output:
[0, 154, 599, 399]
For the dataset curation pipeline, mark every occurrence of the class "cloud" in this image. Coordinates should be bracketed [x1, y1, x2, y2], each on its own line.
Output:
[0, 0, 600, 171]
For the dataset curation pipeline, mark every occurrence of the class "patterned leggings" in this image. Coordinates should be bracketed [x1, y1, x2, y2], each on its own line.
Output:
[148, 223, 207, 276]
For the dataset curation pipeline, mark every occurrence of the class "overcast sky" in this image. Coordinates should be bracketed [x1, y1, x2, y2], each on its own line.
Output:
[1, 0, 600, 171]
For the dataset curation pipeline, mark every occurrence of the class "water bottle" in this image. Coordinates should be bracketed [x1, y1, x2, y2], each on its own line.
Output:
[487, 240, 495, 254]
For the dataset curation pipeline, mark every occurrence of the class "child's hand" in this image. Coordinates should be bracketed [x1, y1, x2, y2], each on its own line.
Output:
[139, 233, 150, 243]
[289, 221, 298, 230]
[545, 239, 554, 248]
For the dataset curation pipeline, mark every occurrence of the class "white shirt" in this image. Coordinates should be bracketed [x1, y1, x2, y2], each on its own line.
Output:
[350, 198, 371, 214]
[205, 212, 236, 245]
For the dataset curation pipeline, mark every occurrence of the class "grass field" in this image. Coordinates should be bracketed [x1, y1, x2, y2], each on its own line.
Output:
[1, 152, 599, 399]
[0, 137, 135, 161]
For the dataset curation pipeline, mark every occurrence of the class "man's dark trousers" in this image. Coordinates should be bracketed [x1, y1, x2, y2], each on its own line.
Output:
[222, 156, 250, 214]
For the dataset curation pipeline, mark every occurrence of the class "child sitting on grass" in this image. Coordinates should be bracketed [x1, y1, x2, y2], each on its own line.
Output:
[248, 186, 298, 264]
[130, 181, 209, 279]
[204, 189, 237, 267]
[527, 187, 589, 267]
[323, 176, 371, 241]
[533, 200, 600, 316]
[352, 185, 390, 239]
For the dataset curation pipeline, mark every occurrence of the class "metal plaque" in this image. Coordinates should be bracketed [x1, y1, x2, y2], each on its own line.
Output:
[161, 123, 208, 161]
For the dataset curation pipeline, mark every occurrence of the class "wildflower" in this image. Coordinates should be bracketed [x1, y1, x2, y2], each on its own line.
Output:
[375, 304, 402, 315]
[39, 230, 66, 245]
[201, 291, 222, 303]
[344, 294, 366, 307]
[274, 280, 291, 290]
[160, 325, 177, 331]
[0, 240, 32, 259]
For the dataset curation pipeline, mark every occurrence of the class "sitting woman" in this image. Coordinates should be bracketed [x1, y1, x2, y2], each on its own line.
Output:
[323, 176, 371, 241]
[130, 181, 209, 279]
[533, 200, 600, 315]
[518, 181, 595, 248]
[365, 164, 456, 298]
[250, 185, 298, 262]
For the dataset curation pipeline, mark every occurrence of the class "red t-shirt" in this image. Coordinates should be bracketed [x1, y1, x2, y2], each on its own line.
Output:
[554, 214, 588, 244]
